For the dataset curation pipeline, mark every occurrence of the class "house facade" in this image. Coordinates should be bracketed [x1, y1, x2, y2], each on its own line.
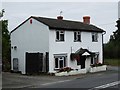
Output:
[11, 16, 105, 74]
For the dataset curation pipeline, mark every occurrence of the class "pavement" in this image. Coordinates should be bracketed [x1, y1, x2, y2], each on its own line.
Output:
[2, 71, 84, 88]
[2, 65, 120, 89]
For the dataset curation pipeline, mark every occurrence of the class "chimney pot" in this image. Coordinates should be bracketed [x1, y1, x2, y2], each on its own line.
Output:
[83, 16, 90, 24]
[57, 16, 63, 20]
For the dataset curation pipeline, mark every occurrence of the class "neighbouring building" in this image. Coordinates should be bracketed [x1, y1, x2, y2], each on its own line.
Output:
[10, 16, 105, 74]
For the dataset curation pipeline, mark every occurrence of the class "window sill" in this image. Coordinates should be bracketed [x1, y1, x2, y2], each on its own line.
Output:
[74, 40, 81, 42]
[56, 40, 65, 42]
[92, 41, 98, 42]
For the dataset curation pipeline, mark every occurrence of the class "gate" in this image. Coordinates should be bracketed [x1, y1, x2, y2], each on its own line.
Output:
[26, 52, 43, 74]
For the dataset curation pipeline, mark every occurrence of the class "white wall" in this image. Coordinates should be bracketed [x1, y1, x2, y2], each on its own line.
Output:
[118, 1, 120, 18]
[11, 18, 49, 74]
[49, 30, 103, 73]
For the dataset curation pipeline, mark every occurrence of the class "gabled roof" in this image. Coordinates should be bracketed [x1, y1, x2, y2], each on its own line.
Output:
[11, 16, 105, 33]
[75, 48, 95, 55]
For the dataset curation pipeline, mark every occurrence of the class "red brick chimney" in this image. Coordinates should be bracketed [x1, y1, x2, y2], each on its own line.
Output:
[57, 16, 63, 20]
[83, 16, 90, 24]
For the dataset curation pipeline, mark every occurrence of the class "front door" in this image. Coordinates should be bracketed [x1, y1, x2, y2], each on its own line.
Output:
[80, 56, 86, 69]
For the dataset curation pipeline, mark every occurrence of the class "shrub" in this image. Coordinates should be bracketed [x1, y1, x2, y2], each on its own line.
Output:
[58, 67, 73, 73]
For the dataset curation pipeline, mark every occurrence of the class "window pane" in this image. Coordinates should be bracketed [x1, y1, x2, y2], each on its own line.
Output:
[74, 32, 77, 41]
[56, 31, 59, 40]
[55, 58, 58, 68]
[77, 34, 81, 41]
[95, 33, 98, 41]
[92, 33, 98, 42]
[59, 60, 64, 68]
[92, 34, 95, 42]
[60, 34, 64, 41]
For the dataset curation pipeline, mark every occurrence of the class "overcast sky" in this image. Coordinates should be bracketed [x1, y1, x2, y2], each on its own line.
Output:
[1, 1, 119, 43]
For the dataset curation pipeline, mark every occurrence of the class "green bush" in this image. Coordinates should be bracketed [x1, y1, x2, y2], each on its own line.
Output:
[58, 67, 73, 73]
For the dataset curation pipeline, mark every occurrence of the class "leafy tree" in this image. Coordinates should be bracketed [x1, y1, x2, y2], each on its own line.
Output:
[1, 20, 11, 71]
[104, 19, 120, 59]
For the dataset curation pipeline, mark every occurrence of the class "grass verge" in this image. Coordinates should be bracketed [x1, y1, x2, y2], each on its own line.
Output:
[104, 59, 120, 66]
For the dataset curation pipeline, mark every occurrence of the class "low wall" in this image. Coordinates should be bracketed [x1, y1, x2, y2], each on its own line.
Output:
[55, 65, 107, 76]
[90, 65, 107, 73]
[55, 69, 87, 76]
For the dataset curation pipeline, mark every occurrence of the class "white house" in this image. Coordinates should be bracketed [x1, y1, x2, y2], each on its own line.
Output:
[10, 16, 105, 74]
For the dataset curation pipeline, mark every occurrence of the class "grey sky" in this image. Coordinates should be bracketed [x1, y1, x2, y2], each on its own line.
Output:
[1, 2, 118, 43]
[118, 1, 120, 18]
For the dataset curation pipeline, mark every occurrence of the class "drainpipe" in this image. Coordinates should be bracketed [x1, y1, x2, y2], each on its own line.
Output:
[102, 31, 106, 64]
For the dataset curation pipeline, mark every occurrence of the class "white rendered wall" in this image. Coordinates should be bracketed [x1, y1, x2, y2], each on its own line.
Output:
[49, 30, 103, 73]
[11, 18, 49, 74]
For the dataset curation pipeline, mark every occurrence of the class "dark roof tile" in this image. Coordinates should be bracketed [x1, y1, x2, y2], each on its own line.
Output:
[32, 16, 105, 32]
[11, 16, 105, 33]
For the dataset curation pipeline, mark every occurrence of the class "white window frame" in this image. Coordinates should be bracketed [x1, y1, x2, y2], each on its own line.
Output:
[56, 30, 65, 41]
[54, 55, 66, 69]
[92, 32, 98, 42]
[74, 31, 81, 42]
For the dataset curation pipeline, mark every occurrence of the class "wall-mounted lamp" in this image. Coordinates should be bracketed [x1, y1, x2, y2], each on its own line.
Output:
[14, 46, 17, 50]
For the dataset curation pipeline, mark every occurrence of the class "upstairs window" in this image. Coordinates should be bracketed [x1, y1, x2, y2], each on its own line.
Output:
[56, 30, 65, 41]
[92, 33, 98, 42]
[74, 31, 81, 42]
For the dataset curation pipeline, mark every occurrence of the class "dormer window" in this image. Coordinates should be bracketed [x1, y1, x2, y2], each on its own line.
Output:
[74, 31, 81, 42]
[56, 30, 65, 41]
[92, 32, 98, 42]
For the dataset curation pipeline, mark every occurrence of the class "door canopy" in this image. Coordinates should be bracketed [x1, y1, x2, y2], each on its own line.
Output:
[70, 48, 95, 60]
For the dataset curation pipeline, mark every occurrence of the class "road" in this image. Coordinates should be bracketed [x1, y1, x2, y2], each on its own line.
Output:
[36, 70, 119, 89]
[2, 66, 120, 89]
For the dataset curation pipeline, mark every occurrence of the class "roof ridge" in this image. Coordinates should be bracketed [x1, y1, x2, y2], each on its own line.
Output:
[11, 16, 105, 33]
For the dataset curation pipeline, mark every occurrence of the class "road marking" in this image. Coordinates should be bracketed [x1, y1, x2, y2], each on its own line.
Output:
[41, 79, 72, 86]
[89, 81, 120, 90]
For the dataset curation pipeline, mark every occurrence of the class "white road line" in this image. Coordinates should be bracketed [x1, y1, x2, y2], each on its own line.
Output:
[41, 79, 72, 86]
[89, 81, 120, 90]
[95, 81, 120, 89]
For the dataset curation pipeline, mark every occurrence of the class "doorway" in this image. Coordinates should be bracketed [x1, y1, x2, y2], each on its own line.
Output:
[26, 52, 43, 74]
[80, 56, 86, 69]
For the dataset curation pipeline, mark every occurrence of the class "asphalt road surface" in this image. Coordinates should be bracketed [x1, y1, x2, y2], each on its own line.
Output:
[37, 71, 119, 89]
[2, 66, 120, 89]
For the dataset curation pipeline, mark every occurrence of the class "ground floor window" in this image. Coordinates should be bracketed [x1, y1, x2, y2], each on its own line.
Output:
[54, 55, 66, 69]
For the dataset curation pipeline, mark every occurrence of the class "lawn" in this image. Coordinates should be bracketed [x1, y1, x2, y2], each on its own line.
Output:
[104, 59, 120, 66]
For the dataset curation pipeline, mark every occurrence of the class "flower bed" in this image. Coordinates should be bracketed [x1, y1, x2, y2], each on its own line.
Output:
[55, 68, 87, 76]
[90, 65, 107, 73]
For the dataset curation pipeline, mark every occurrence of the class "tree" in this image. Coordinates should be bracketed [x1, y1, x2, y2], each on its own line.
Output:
[1, 20, 11, 71]
[104, 19, 120, 59]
